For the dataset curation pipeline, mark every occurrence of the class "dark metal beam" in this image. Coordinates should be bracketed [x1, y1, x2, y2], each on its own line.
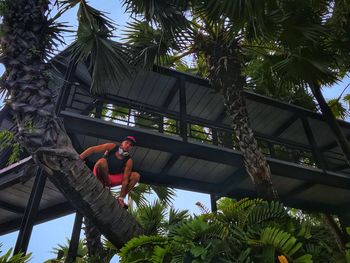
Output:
[0, 200, 24, 215]
[66, 212, 83, 263]
[273, 115, 299, 137]
[179, 76, 187, 141]
[0, 201, 74, 236]
[301, 117, 327, 171]
[227, 188, 345, 214]
[162, 79, 179, 109]
[210, 194, 217, 212]
[0, 157, 33, 191]
[14, 169, 47, 255]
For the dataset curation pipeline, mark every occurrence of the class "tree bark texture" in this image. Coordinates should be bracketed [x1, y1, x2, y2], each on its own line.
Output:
[202, 40, 278, 201]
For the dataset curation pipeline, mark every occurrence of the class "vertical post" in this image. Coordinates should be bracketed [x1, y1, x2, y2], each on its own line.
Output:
[212, 128, 218, 145]
[95, 101, 103, 119]
[55, 57, 78, 114]
[301, 117, 327, 171]
[178, 76, 187, 142]
[210, 194, 217, 213]
[268, 142, 276, 158]
[158, 115, 164, 133]
[66, 212, 83, 263]
[14, 169, 47, 255]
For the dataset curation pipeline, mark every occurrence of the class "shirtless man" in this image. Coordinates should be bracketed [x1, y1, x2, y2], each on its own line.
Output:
[79, 136, 140, 208]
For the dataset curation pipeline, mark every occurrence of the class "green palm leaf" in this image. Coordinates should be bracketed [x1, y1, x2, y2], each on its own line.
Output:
[69, 1, 131, 95]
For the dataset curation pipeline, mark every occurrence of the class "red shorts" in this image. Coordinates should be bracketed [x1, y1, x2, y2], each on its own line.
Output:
[93, 166, 124, 187]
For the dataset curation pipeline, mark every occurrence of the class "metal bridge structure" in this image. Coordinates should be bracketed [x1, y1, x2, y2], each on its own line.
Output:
[1, 55, 350, 255]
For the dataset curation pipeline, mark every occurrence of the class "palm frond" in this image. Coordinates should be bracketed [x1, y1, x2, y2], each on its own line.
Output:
[122, 0, 189, 32]
[134, 201, 167, 235]
[327, 98, 348, 119]
[150, 185, 176, 206]
[69, 1, 131, 94]
[123, 19, 180, 69]
[128, 183, 151, 207]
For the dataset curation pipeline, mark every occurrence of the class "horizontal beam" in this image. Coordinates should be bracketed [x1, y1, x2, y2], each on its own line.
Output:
[62, 110, 244, 167]
[0, 200, 24, 215]
[226, 188, 345, 214]
[0, 157, 33, 191]
[273, 115, 299, 137]
[0, 201, 74, 236]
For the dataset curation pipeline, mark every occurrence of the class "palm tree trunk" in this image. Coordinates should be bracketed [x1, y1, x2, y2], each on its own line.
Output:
[310, 82, 350, 166]
[0, 0, 142, 248]
[322, 214, 346, 252]
[83, 217, 103, 257]
[204, 45, 278, 201]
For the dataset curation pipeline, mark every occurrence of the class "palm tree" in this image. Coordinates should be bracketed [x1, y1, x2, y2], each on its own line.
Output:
[125, 0, 281, 200]
[0, 0, 184, 249]
[255, 0, 350, 165]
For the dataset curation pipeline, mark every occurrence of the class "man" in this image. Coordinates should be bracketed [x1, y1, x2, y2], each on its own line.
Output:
[79, 136, 140, 209]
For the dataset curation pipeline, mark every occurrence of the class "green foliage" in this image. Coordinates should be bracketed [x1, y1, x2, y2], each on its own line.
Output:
[44, 238, 87, 263]
[0, 129, 22, 165]
[119, 235, 168, 263]
[328, 98, 348, 119]
[121, 198, 342, 262]
[0, 244, 31, 263]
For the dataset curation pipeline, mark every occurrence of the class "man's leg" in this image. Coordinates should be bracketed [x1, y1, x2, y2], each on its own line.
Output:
[93, 158, 109, 187]
[118, 171, 140, 208]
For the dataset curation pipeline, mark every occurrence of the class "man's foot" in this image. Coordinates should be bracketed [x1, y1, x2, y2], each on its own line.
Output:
[117, 197, 128, 209]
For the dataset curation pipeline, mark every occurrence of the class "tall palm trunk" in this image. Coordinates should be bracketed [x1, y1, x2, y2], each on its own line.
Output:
[310, 83, 350, 166]
[204, 43, 278, 201]
[0, 0, 142, 249]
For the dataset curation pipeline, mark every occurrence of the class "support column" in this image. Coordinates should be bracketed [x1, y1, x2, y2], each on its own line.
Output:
[178, 76, 187, 142]
[210, 194, 217, 213]
[66, 212, 83, 263]
[14, 169, 46, 255]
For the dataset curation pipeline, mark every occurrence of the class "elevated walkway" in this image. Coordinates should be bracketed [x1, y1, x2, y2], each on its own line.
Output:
[1, 61, 350, 236]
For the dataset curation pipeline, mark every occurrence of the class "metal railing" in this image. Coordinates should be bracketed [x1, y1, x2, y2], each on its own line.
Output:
[60, 84, 348, 174]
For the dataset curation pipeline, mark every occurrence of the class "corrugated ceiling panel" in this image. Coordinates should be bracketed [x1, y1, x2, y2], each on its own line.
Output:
[294, 184, 350, 206]
[279, 119, 309, 145]
[167, 90, 179, 112]
[147, 77, 176, 107]
[186, 84, 208, 116]
[197, 94, 224, 121]
[0, 209, 18, 224]
[308, 118, 337, 148]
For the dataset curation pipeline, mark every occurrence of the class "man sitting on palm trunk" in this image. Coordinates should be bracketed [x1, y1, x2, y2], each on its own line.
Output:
[79, 136, 140, 209]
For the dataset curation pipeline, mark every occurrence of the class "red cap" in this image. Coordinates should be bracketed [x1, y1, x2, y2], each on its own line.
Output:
[124, 136, 136, 145]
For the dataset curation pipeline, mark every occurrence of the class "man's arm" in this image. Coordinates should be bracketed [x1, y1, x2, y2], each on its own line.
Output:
[79, 142, 116, 160]
[124, 159, 133, 177]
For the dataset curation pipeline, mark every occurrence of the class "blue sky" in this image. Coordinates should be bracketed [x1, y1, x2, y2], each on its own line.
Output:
[0, 1, 350, 262]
